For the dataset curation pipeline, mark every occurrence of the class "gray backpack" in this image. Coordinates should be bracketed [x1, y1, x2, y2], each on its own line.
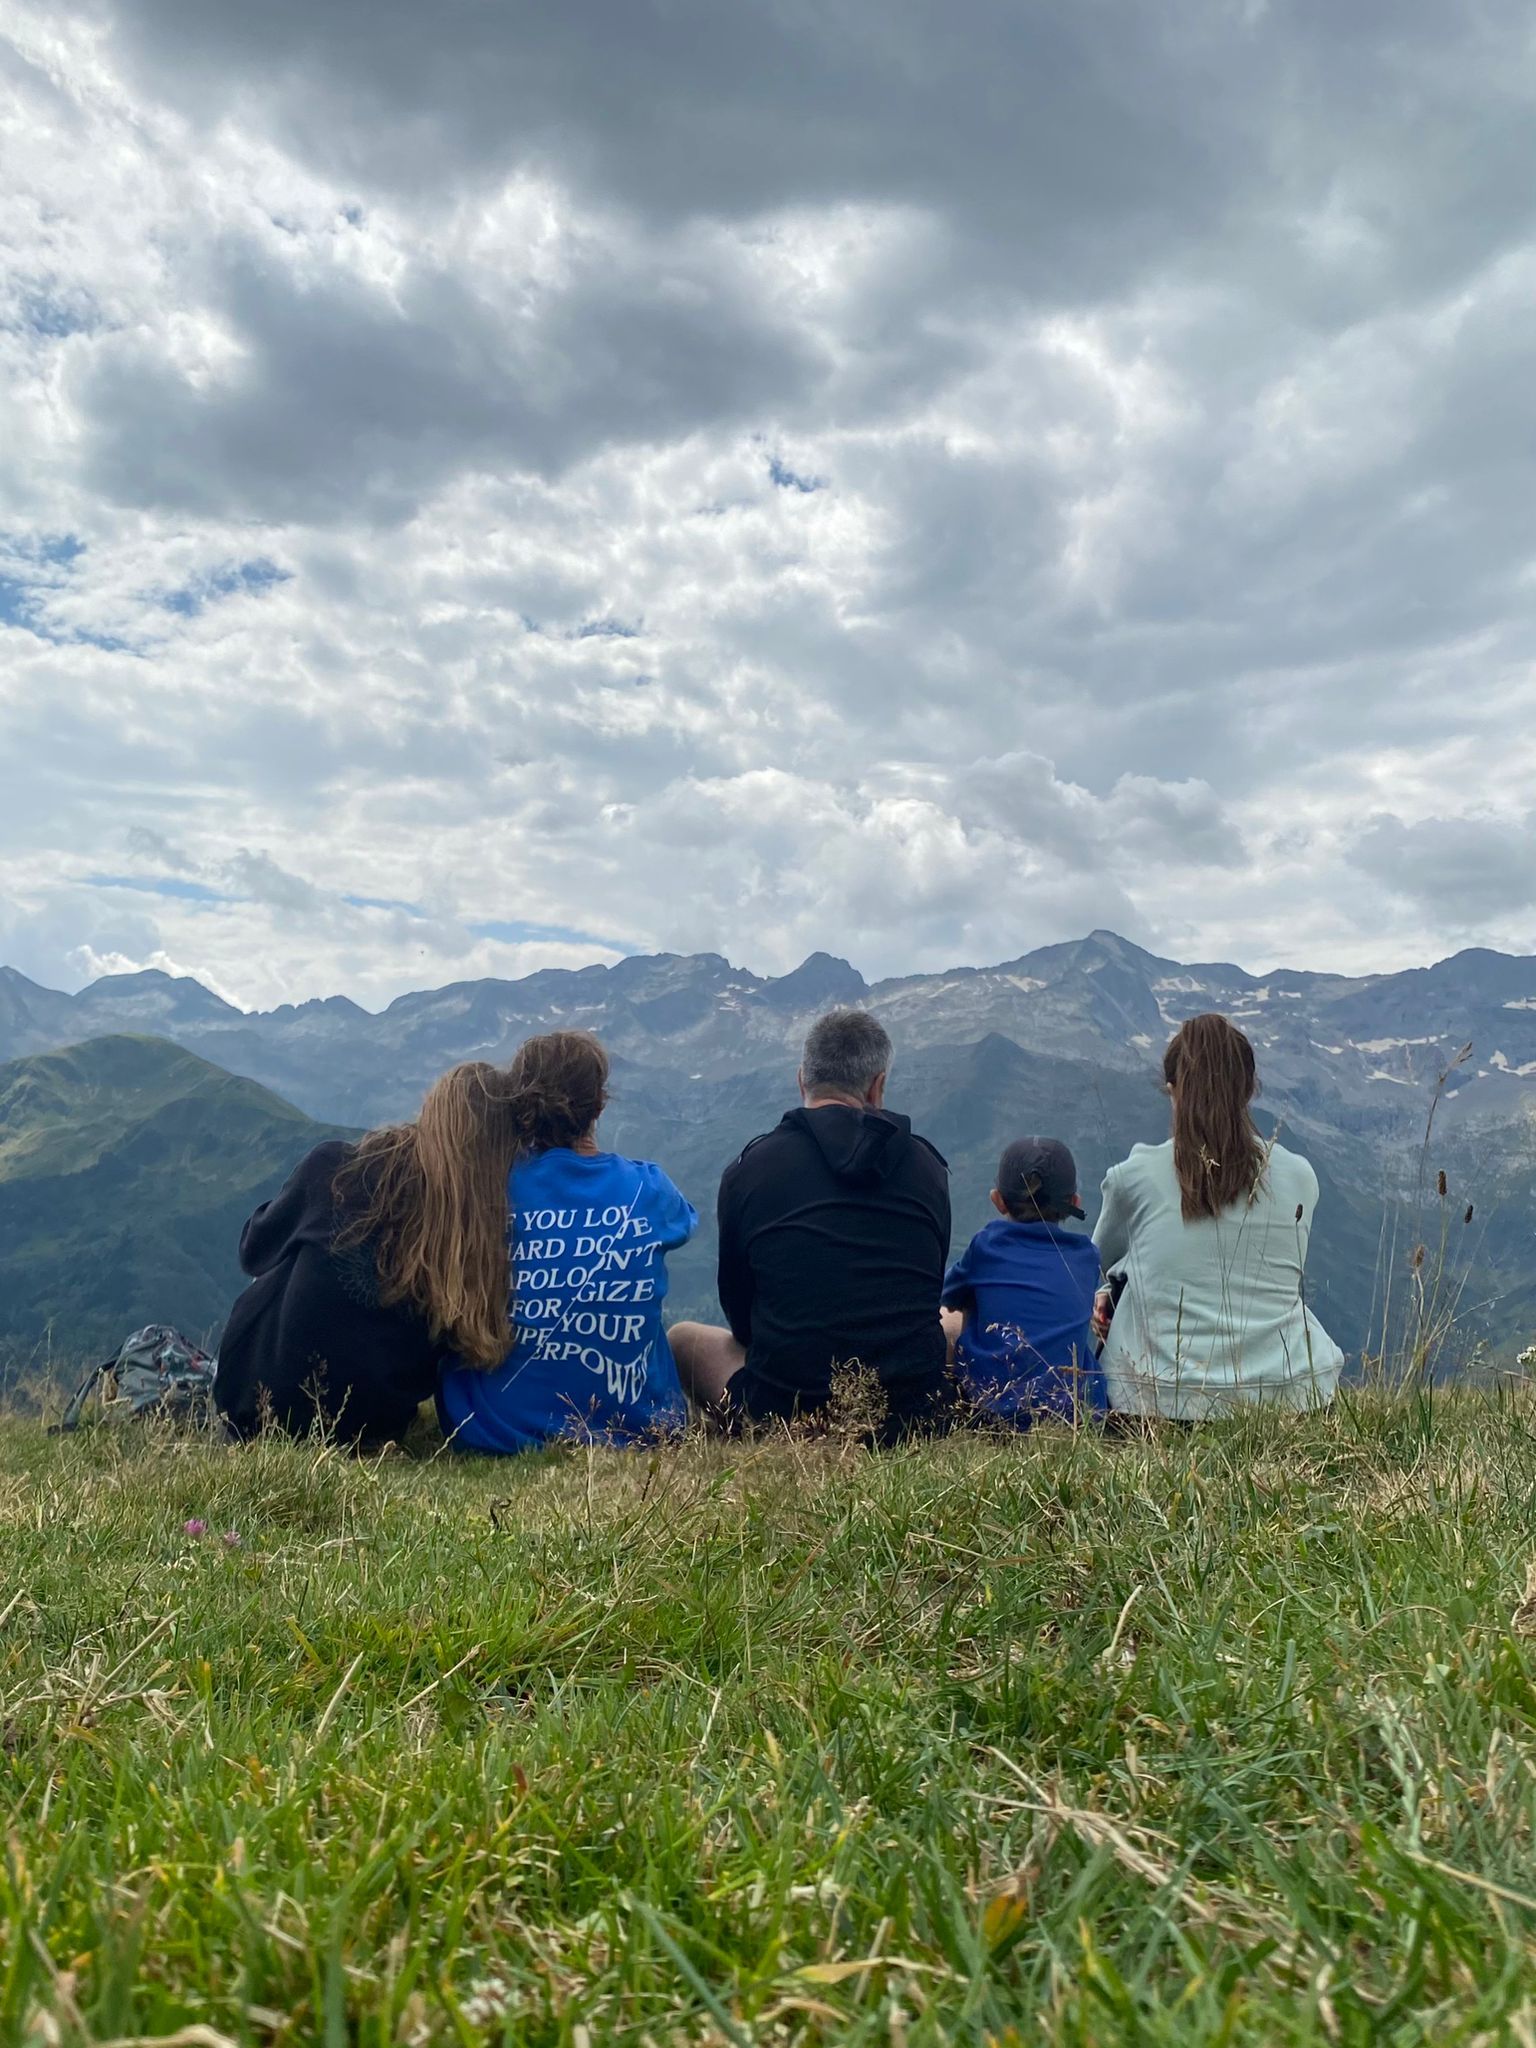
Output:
[52, 1325, 217, 1434]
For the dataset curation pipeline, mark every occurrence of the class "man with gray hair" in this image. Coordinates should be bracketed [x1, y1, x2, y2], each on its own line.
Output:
[671, 1008, 953, 1440]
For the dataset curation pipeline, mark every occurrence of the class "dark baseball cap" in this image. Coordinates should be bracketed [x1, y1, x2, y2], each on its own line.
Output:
[996, 1136, 1085, 1221]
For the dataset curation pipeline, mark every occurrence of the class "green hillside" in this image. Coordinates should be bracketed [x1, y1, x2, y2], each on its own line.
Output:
[0, 1036, 348, 1364]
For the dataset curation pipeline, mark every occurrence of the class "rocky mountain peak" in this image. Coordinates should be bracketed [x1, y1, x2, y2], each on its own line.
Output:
[761, 951, 868, 1011]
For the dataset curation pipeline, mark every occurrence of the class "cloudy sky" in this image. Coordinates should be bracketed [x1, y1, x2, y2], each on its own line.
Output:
[3, 0, 1534, 1011]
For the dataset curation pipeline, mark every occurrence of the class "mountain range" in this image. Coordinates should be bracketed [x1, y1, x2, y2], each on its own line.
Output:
[1, 930, 1533, 1365]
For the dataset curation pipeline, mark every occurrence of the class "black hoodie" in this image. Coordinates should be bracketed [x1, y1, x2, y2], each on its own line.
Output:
[215, 1141, 441, 1444]
[715, 1104, 951, 1405]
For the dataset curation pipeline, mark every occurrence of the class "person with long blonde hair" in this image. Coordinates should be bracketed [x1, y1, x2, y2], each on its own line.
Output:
[215, 1060, 526, 1443]
[1093, 1013, 1343, 1419]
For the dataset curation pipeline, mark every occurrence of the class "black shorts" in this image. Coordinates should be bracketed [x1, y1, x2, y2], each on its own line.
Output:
[721, 1365, 956, 1446]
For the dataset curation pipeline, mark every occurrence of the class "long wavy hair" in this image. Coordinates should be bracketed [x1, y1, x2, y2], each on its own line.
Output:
[1163, 1013, 1267, 1221]
[332, 1033, 609, 1367]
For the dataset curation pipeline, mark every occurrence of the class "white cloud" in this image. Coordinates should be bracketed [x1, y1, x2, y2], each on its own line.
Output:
[2, 0, 1536, 1007]
[1349, 811, 1536, 922]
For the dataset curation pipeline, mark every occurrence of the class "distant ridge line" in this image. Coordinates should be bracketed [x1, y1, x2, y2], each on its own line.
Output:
[3, 929, 1531, 1023]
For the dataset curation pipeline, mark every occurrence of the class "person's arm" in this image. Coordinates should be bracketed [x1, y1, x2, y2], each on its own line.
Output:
[940, 1237, 976, 1311]
[1090, 1165, 1133, 1352]
[715, 1166, 754, 1348]
[646, 1165, 699, 1249]
[1294, 1161, 1320, 1260]
[1092, 1163, 1133, 1275]
[238, 1144, 343, 1276]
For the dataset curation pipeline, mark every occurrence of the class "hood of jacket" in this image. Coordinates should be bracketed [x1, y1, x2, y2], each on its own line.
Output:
[782, 1104, 913, 1188]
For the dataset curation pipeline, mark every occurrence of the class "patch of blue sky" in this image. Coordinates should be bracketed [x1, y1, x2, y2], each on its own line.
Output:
[0, 534, 88, 638]
[8, 291, 97, 339]
[768, 455, 826, 494]
[0, 576, 35, 629]
[0, 601, 137, 654]
[0, 534, 134, 652]
[343, 894, 428, 916]
[1, 530, 85, 581]
[87, 874, 229, 905]
[35, 534, 85, 566]
[159, 558, 289, 617]
[471, 918, 633, 953]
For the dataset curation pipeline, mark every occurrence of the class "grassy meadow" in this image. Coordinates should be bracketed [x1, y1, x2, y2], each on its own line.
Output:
[4, 1392, 1536, 2045]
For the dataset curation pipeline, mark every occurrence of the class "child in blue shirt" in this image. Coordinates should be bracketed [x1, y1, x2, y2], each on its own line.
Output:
[941, 1137, 1105, 1426]
[438, 1031, 698, 1453]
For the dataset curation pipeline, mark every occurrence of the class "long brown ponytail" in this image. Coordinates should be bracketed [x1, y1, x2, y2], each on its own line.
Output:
[1163, 1013, 1267, 1221]
[332, 1032, 609, 1368]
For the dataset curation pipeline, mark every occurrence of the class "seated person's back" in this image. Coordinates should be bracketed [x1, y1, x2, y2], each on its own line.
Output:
[217, 1137, 441, 1444]
[437, 1031, 697, 1453]
[720, 1095, 950, 1404]
[671, 1009, 951, 1437]
[942, 1137, 1104, 1424]
[217, 1059, 535, 1445]
[1095, 1014, 1344, 1418]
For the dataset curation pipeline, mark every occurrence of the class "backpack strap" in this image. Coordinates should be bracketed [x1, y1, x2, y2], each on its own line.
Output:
[49, 1354, 117, 1436]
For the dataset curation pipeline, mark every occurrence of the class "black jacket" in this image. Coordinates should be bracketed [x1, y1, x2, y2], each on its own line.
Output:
[716, 1105, 951, 1400]
[215, 1141, 441, 1444]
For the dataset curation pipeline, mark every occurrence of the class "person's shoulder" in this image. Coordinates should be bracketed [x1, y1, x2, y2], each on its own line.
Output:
[1267, 1142, 1320, 1193]
[626, 1155, 689, 1196]
[1022, 1225, 1100, 1283]
[1010, 1219, 1097, 1261]
[1108, 1139, 1171, 1181]
[909, 1128, 949, 1173]
[268, 1140, 359, 1238]
[602, 1150, 653, 1174]
[723, 1123, 790, 1176]
[961, 1214, 1009, 1256]
[1268, 1139, 1314, 1166]
[302, 1138, 357, 1189]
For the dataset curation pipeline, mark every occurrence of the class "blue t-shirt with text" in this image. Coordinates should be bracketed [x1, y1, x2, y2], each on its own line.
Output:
[437, 1147, 698, 1453]
[942, 1216, 1104, 1424]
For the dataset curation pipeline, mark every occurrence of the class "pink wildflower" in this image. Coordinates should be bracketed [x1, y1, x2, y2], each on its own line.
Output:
[183, 1518, 207, 1538]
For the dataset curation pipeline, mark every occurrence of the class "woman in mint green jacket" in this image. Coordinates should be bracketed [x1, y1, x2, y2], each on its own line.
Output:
[1094, 1014, 1343, 1420]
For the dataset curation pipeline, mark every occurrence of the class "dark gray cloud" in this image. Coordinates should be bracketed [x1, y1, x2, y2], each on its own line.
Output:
[75, 235, 827, 522]
[102, 2, 1536, 301]
[106, 1, 1237, 276]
